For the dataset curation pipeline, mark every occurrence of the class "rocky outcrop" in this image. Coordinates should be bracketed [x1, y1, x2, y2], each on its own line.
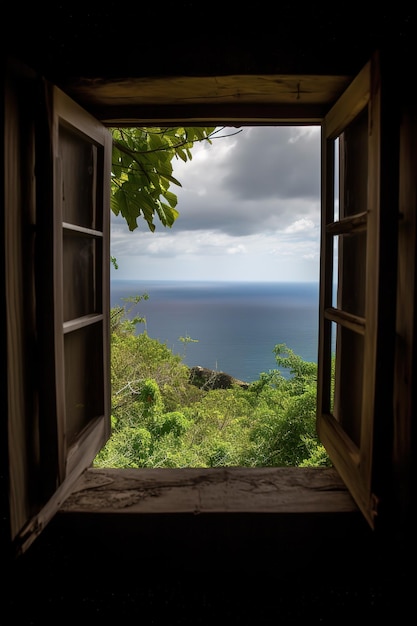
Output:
[189, 365, 249, 391]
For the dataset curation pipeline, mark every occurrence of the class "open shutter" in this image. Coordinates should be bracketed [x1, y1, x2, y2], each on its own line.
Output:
[6, 65, 112, 556]
[317, 52, 398, 529]
[51, 88, 112, 481]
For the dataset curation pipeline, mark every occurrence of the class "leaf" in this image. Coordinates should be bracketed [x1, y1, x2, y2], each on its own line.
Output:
[110, 126, 216, 231]
[163, 190, 178, 209]
[159, 203, 179, 227]
[161, 173, 182, 187]
[176, 147, 187, 162]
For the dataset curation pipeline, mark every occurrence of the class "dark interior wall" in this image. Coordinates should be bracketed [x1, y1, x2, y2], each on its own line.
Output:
[5, 3, 416, 81]
[2, 5, 416, 623]
[5, 508, 413, 624]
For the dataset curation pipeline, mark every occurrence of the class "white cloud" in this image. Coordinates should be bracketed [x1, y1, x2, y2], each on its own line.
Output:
[284, 217, 316, 233]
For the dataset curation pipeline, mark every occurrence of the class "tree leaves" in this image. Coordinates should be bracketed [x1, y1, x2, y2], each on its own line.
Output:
[111, 126, 216, 232]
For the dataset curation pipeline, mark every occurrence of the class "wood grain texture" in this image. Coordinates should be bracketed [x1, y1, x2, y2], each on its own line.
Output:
[63, 75, 353, 124]
[61, 466, 358, 514]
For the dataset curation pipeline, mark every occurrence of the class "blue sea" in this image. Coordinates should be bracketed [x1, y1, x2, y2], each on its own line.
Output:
[110, 280, 321, 383]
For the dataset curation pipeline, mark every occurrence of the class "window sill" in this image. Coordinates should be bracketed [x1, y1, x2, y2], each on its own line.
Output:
[61, 466, 358, 514]
[29, 466, 375, 573]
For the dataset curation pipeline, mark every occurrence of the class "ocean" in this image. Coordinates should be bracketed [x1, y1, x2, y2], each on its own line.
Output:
[110, 280, 321, 384]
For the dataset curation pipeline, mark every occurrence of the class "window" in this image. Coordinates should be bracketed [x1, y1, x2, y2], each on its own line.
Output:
[105, 124, 324, 472]
[5, 51, 400, 557]
[317, 57, 398, 528]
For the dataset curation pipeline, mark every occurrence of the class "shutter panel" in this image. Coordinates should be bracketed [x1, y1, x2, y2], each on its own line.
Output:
[6, 68, 112, 556]
[52, 88, 112, 481]
[317, 52, 398, 529]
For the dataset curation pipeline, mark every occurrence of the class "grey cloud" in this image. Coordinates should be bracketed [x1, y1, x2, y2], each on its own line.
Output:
[174, 194, 318, 237]
[111, 125, 321, 244]
[220, 126, 320, 201]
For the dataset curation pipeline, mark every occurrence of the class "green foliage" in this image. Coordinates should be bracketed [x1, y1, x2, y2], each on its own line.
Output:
[110, 293, 149, 334]
[178, 334, 199, 345]
[243, 344, 331, 467]
[94, 426, 152, 468]
[95, 300, 331, 469]
[138, 378, 165, 420]
[153, 411, 192, 438]
[111, 127, 216, 233]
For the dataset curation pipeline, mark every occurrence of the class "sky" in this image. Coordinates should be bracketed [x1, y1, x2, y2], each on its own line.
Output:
[110, 125, 321, 282]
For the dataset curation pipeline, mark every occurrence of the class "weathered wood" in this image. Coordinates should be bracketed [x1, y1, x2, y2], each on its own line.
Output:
[68, 73, 351, 106]
[317, 54, 394, 531]
[324, 306, 366, 335]
[64, 74, 352, 124]
[61, 466, 358, 514]
[326, 211, 368, 235]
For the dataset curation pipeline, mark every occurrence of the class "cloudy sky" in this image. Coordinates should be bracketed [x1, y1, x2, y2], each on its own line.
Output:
[110, 125, 321, 282]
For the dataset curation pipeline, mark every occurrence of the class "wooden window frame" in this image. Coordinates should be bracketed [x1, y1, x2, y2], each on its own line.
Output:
[5, 51, 400, 559]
